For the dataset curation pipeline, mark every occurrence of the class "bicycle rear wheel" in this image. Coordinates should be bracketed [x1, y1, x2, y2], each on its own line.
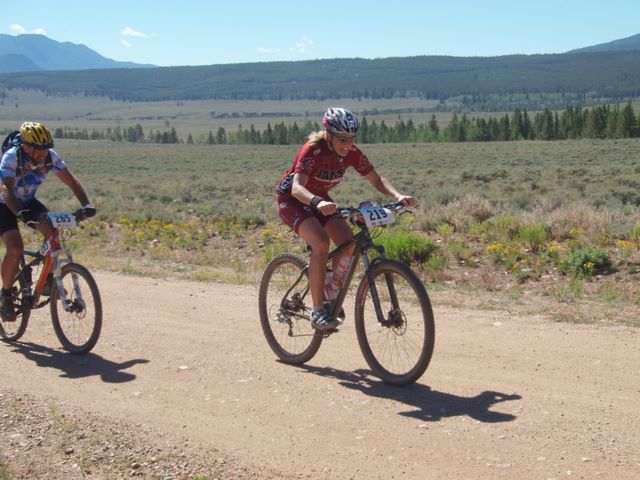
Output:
[355, 259, 435, 386]
[50, 263, 102, 355]
[0, 275, 31, 342]
[259, 253, 322, 364]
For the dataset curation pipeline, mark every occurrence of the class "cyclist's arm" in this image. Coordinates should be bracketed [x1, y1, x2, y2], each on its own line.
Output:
[0, 177, 24, 215]
[56, 168, 90, 207]
[291, 173, 336, 215]
[364, 169, 416, 207]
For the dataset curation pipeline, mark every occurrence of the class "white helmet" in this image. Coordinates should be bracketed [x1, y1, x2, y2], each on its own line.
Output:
[322, 107, 360, 135]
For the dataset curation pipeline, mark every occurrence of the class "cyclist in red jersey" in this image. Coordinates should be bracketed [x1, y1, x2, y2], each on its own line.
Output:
[275, 107, 416, 330]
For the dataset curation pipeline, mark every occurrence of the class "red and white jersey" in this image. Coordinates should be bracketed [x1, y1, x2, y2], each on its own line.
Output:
[276, 140, 374, 198]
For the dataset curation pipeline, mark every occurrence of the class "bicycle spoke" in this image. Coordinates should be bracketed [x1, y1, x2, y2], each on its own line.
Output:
[50, 263, 102, 354]
[0, 272, 31, 342]
[259, 254, 322, 364]
[356, 260, 434, 386]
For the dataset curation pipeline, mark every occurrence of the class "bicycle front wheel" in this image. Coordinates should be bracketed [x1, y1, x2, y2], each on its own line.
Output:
[259, 253, 322, 364]
[355, 259, 435, 386]
[0, 274, 31, 342]
[50, 263, 102, 355]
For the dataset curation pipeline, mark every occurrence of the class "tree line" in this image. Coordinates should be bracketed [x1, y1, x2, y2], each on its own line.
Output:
[3, 51, 640, 106]
[52, 102, 640, 145]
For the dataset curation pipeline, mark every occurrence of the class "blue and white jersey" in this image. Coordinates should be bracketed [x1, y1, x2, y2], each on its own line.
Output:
[0, 146, 67, 204]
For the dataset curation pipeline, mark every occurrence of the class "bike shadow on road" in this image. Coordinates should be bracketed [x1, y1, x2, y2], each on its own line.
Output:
[296, 364, 522, 423]
[8, 341, 149, 383]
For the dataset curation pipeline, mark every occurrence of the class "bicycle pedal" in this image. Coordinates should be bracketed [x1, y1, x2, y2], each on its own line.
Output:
[322, 328, 340, 337]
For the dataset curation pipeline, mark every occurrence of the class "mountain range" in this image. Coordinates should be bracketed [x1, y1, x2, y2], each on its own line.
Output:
[2, 33, 640, 74]
[569, 33, 640, 53]
[0, 34, 154, 73]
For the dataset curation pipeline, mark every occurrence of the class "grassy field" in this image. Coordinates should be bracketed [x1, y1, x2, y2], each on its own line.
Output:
[4, 90, 640, 324]
[0, 89, 455, 140]
[16, 137, 637, 324]
[40, 137, 640, 221]
[3, 89, 639, 140]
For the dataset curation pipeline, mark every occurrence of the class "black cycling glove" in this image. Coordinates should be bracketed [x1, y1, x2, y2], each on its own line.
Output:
[76, 205, 96, 221]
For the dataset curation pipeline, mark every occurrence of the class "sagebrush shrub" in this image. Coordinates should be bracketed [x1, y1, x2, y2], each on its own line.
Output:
[561, 248, 613, 278]
[519, 223, 549, 252]
[377, 230, 440, 265]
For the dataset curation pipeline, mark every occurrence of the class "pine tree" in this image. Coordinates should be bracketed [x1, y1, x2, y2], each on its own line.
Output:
[620, 101, 639, 138]
[428, 114, 439, 136]
[216, 127, 226, 144]
[360, 117, 369, 143]
[511, 109, 523, 140]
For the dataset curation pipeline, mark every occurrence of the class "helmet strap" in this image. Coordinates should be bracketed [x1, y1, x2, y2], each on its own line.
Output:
[325, 132, 336, 153]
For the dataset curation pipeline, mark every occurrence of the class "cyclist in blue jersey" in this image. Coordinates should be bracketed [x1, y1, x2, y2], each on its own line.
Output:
[0, 122, 96, 321]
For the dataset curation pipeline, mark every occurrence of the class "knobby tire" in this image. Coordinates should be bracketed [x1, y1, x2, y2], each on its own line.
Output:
[354, 259, 435, 386]
[50, 263, 102, 355]
[259, 253, 322, 364]
[0, 274, 31, 342]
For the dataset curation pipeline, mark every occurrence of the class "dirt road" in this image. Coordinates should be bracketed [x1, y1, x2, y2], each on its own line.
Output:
[1, 271, 639, 479]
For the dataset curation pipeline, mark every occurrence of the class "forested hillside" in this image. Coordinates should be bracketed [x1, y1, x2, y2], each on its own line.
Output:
[1, 51, 640, 108]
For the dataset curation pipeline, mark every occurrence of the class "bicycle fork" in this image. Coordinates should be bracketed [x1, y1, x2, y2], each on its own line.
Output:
[49, 249, 82, 312]
[361, 253, 401, 327]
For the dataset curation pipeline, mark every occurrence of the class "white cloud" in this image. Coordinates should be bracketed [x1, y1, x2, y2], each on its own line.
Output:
[121, 26, 147, 38]
[289, 37, 314, 54]
[257, 47, 281, 54]
[120, 39, 132, 48]
[9, 24, 27, 34]
[258, 37, 314, 57]
[9, 24, 47, 35]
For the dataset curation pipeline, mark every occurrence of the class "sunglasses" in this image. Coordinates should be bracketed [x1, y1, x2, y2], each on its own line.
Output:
[25, 142, 54, 151]
[333, 135, 356, 144]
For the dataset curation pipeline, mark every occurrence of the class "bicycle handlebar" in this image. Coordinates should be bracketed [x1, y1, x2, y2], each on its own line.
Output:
[338, 201, 410, 225]
[31, 208, 90, 226]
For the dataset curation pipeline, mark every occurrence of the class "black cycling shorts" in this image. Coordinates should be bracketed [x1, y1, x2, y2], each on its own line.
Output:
[0, 199, 48, 236]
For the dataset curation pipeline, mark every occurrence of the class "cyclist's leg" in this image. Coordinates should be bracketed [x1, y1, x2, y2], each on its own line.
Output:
[24, 200, 55, 293]
[324, 217, 355, 268]
[0, 213, 22, 321]
[297, 217, 330, 309]
[298, 218, 344, 330]
[277, 197, 338, 330]
[25, 199, 54, 238]
[324, 217, 355, 295]
[277, 196, 329, 309]
[0, 203, 23, 290]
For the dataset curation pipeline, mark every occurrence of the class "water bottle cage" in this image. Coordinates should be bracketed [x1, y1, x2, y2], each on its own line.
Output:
[39, 239, 51, 256]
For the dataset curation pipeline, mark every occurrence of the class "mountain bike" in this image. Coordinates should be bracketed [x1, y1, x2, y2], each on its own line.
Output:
[259, 202, 435, 386]
[0, 209, 102, 354]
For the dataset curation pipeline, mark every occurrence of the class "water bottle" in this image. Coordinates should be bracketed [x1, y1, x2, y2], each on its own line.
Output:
[330, 256, 352, 297]
[324, 269, 336, 301]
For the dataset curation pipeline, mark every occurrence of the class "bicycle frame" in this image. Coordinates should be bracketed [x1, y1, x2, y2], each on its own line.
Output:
[20, 227, 75, 309]
[281, 214, 397, 328]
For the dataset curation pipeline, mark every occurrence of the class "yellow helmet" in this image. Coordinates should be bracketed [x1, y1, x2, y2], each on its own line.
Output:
[20, 122, 54, 149]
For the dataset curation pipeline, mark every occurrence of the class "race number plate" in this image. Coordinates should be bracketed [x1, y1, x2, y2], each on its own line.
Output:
[48, 211, 76, 228]
[359, 206, 395, 228]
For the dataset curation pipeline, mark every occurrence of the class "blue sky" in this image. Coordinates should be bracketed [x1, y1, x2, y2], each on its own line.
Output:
[4, 0, 640, 67]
